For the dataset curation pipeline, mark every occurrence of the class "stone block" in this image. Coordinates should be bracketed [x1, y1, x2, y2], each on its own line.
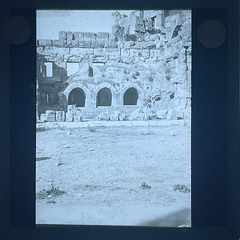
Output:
[156, 110, 167, 119]
[136, 42, 148, 49]
[84, 32, 96, 41]
[56, 111, 65, 121]
[66, 40, 79, 48]
[40, 113, 47, 122]
[97, 112, 110, 121]
[176, 110, 184, 120]
[38, 39, 53, 47]
[73, 32, 84, 41]
[139, 26, 146, 33]
[67, 31, 74, 41]
[124, 41, 135, 49]
[91, 41, 105, 48]
[79, 41, 92, 48]
[121, 49, 130, 57]
[181, 36, 191, 48]
[166, 109, 177, 120]
[122, 57, 132, 64]
[68, 105, 76, 112]
[108, 53, 121, 61]
[90, 55, 108, 63]
[70, 48, 94, 55]
[129, 108, 145, 120]
[110, 111, 120, 121]
[124, 34, 137, 42]
[96, 32, 109, 41]
[46, 110, 56, 122]
[134, 42, 142, 49]
[104, 41, 118, 48]
[36, 46, 44, 54]
[59, 31, 67, 40]
[119, 113, 127, 121]
[66, 112, 74, 122]
[147, 43, 156, 49]
[53, 39, 67, 47]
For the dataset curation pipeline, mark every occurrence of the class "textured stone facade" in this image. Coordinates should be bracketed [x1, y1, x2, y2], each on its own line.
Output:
[37, 10, 191, 121]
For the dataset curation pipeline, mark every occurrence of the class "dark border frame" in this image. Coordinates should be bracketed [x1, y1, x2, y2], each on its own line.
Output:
[0, 0, 239, 239]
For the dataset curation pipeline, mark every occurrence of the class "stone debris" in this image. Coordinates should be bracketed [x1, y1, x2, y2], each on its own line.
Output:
[45, 110, 56, 122]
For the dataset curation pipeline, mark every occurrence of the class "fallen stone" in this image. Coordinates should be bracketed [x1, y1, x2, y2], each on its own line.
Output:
[45, 110, 56, 122]
[66, 112, 74, 122]
[56, 111, 65, 122]
[156, 110, 168, 119]
[40, 113, 47, 122]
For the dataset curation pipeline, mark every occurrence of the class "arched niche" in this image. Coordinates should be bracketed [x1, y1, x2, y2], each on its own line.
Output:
[96, 87, 112, 107]
[123, 87, 138, 105]
[68, 88, 86, 107]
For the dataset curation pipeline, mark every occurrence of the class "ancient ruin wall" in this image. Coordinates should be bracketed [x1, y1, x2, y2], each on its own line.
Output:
[37, 10, 191, 121]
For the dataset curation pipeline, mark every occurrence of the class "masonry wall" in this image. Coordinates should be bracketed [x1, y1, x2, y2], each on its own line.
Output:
[37, 10, 191, 122]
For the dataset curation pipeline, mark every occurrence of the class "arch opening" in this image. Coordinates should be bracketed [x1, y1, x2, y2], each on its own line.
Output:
[68, 88, 86, 107]
[123, 88, 138, 105]
[96, 87, 112, 107]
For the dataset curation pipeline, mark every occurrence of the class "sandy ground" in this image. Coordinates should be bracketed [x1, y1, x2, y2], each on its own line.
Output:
[36, 120, 191, 227]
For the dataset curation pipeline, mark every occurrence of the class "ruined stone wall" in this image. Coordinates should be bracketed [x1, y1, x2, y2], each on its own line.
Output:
[37, 10, 191, 121]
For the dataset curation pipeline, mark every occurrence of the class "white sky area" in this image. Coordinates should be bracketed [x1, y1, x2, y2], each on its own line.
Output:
[37, 10, 132, 39]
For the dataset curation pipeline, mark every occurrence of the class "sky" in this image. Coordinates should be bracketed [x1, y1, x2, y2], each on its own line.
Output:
[37, 10, 132, 39]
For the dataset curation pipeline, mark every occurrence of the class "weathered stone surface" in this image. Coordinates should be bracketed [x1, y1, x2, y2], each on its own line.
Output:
[66, 40, 79, 48]
[124, 41, 135, 49]
[129, 108, 145, 120]
[96, 32, 109, 41]
[84, 32, 96, 41]
[124, 34, 137, 42]
[53, 39, 67, 47]
[104, 41, 118, 48]
[79, 41, 92, 48]
[46, 110, 56, 122]
[70, 48, 94, 56]
[156, 110, 168, 119]
[38, 39, 53, 47]
[110, 111, 120, 121]
[90, 55, 108, 63]
[56, 111, 65, 121]
[66, 112, 74, 122]
[73, 32, 84, 41]
[92, 41, 105, 48]
[40, 113, 47, 122]
[97, 112, 110, 121]
[67, 31, 74, 41]
[59, 31, 67, 40]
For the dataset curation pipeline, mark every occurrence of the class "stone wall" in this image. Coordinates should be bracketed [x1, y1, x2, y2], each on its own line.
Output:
[37, 10, 191, 121]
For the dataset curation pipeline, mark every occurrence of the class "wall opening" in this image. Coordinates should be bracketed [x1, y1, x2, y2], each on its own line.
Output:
[123, 87, 138, 105]
[151, 16, 156, 28]
[88, 66, 93, 77]
[67, 62, 79, 76]
[96, 87, 112, 107]
[44, 62, 53, 77]
[68, 88, 86, 107]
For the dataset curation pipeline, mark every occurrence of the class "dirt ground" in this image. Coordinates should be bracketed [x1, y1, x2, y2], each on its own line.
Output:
[36, 120, 191, 227]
